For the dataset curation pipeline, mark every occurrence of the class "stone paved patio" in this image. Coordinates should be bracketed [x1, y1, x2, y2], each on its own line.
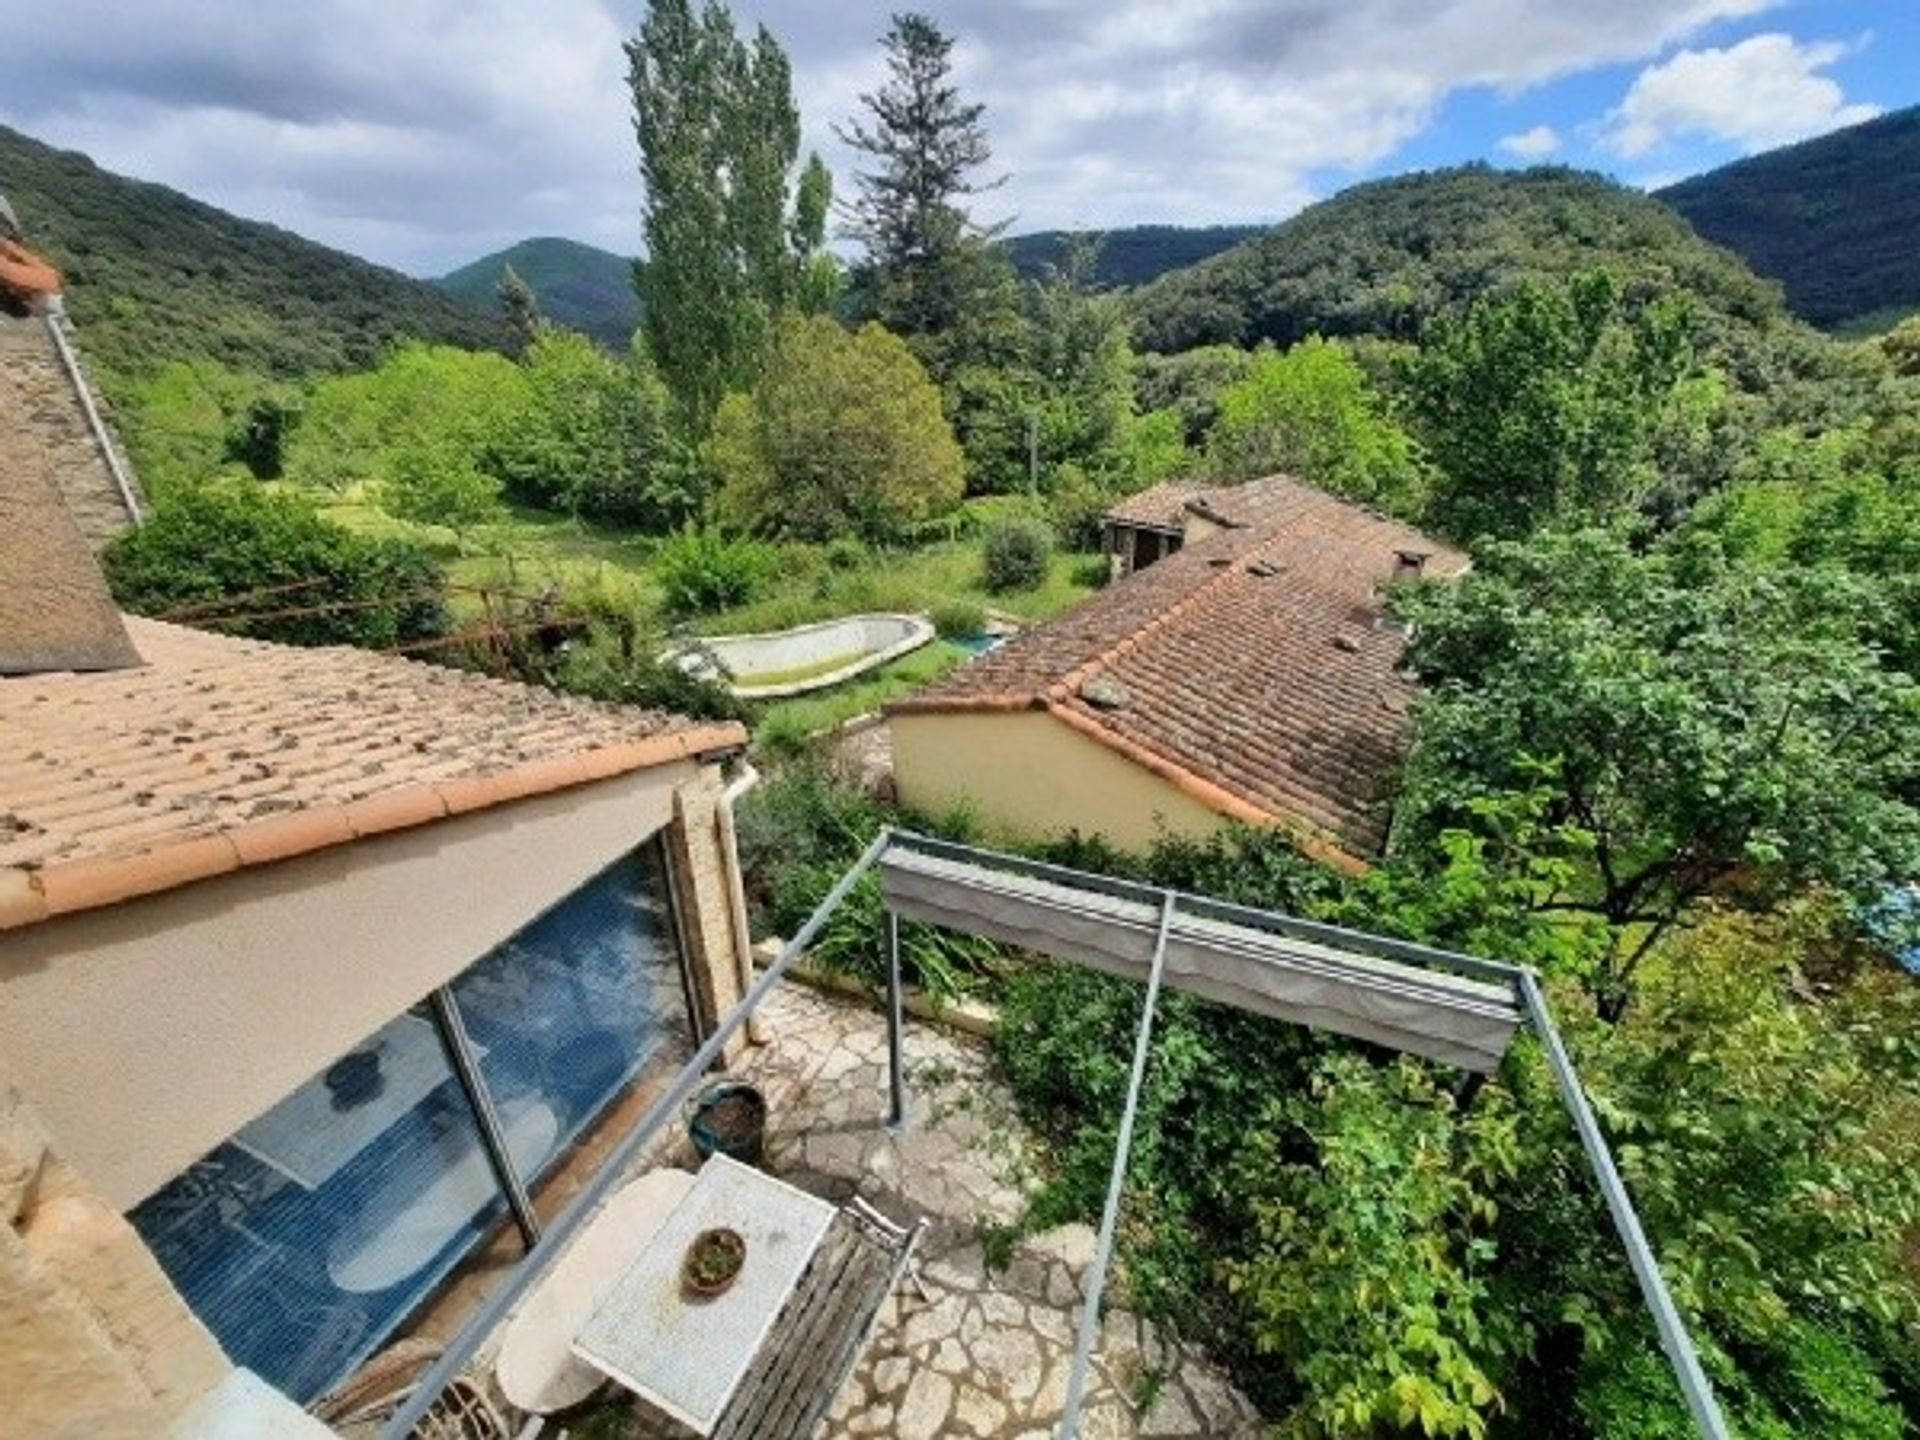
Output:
[731, 982, 1263, 1440]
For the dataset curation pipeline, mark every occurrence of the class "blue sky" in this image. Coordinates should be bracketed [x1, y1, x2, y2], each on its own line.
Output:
[0, 0, 1909, 273]
[1379, 0, 1909, 194]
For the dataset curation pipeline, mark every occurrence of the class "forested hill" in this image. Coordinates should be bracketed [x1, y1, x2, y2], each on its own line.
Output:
[1131, 165, 1786, 354]
[0, 124, 508, 383]
[436, 236, 641, 350]
[1658, 106, 1920, 332]
[1001, 223, 1267, 287]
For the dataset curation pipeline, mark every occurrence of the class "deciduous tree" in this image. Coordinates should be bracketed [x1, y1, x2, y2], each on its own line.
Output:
[710, 314, 963, 542]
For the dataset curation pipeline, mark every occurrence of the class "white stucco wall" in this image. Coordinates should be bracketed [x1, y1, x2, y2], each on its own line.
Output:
[892, 709, 1228, 851]
[0, 764, 696, 1210]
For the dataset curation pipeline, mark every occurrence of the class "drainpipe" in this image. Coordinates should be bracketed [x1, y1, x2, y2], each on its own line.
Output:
[43, 304, 144, 526]
[716, 762, 767, 1045]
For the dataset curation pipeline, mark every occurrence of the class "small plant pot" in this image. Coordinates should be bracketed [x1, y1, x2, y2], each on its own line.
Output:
[681, 1227, 746, 1298]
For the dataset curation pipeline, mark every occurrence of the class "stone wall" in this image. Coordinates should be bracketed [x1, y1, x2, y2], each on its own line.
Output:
[664, 767, 751, 1061]
[0, 313, 142, 552]
[0, 1076, 229, 1440]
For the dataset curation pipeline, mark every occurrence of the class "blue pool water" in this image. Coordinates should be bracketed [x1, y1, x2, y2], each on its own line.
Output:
[955, 632, 1008, 656]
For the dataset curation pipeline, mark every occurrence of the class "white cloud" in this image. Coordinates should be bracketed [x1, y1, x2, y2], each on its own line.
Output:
[0, 0, 1784, 273]
[1497, 124, 1561, 158]
[1600, 32, 1881, 158]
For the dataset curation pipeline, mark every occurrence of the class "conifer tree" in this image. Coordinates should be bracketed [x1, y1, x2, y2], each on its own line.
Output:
[837, 12, 1005, 341]
[496, 264, 544, 351]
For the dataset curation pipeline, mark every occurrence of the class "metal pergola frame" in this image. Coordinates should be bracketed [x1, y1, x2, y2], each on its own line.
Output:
[381, 828, 1729, 1440]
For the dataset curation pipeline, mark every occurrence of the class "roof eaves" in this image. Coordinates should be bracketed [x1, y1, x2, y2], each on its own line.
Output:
[0, 719, 747, 931]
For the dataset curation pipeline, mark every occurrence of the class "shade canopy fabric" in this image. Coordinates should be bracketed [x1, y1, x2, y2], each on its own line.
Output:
[880, 847, 1522, 1072]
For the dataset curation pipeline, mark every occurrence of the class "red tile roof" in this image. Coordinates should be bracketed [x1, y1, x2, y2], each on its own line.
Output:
[897, 476, 1465, 866]
[0, 617, 746, 929]
[1100, 473, 1314, 534]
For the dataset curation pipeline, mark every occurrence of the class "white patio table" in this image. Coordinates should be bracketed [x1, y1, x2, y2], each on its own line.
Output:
[570, 1153, 838, 1436]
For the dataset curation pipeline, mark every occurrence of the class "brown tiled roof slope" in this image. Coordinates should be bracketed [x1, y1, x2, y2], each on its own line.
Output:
[898, 476, 1466, 865]
[0, 616, 746, 929]
[1100, 472, 1311, 533]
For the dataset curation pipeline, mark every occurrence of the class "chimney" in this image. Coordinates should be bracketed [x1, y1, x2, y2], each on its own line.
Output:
[1393, 548, 1430, 582]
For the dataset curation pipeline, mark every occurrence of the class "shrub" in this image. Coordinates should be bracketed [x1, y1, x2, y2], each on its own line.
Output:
[981, 517, 1053, 592]
[930, 599, 989, 639]
[103, 481, 448, 648]
[552, 626, 745, 724]
[652, 526, 777, 616]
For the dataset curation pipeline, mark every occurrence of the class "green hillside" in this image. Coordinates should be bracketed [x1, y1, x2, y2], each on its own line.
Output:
[1658, 106, 1920, 332]
[1131, 164, 1786, 354]
[436, 236, 642, 350]
[1001, 223, 1267, 287]
[0, 124, 507, 383]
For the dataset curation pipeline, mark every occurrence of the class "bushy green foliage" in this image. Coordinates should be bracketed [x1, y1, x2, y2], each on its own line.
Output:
[652, 526, 777, 615]
[1405, 273, 1695, 540]
[118, 358, 301, 495]
[981, 516, 1052, 592]
[1394, 527, 1920, 1017]
[1207, 336, 1423, 513]
[733, 762, 999, 1001]
[1135, 344, 1260, 444]
[996, 823, 1920, 1438]
[490, 330, 695, 526]
[1132, 165, 1785, 357]
[0, 123, 506, 385]
[551, 624, 745, 723]
[103, 481, 447, 647]
[287, 342, 526, 496]
[929, 599, 988, 638]
[1659, 105, 1920, 330]
[711, 315, 965, 541]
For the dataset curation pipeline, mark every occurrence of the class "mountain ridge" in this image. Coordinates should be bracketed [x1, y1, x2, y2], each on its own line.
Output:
[435, 236, 642, 349]
[0, 123, 508, 383]
[1657, 105, 1920, 332]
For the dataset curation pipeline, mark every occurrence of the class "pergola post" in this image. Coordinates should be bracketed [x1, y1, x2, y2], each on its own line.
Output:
[886, 908, 907, 1133]
[1054, 891, 1179, 1440]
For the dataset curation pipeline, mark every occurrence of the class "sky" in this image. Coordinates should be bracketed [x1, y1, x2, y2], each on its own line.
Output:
[0, 0, 1910, 278]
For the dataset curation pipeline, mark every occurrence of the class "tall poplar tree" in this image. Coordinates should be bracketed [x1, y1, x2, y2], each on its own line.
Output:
[626, 1, 831, 435]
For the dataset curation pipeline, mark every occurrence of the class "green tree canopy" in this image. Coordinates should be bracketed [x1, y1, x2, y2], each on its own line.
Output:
[1404, 272, 1696, 542]
[837, 11, 1005, 342]
[1393, 528, 1920, 1017]
[626, 0, 829, 432]
[1207, 336, 1424, 514]
[710, 314, 963, 541]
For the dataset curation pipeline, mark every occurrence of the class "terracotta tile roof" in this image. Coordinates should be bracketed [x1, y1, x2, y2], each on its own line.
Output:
[897, 476, 1466, 865]
[0, 616, 746, 930]
[1100, 473, 1313, 534]
[1102, 479, 1209, 531]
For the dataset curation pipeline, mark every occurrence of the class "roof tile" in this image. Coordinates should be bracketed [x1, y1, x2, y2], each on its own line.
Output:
[0, 616, 747, 928]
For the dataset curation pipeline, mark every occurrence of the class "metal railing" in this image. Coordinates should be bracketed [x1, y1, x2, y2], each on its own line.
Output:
[376, 828, 1729, 1440]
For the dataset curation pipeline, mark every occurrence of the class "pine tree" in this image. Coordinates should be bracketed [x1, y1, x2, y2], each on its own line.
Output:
[837, 13, 1006, 341]
[496, 264, 544, 351]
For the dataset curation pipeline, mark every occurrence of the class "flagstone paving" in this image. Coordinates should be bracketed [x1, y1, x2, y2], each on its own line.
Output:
[730, 982, 1265, 1440]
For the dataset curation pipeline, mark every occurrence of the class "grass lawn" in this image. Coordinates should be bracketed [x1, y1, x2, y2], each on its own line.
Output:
[320, 489, 1101, 635]
[749, 639, 974, 744]
[316, 490, 1097, 733]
